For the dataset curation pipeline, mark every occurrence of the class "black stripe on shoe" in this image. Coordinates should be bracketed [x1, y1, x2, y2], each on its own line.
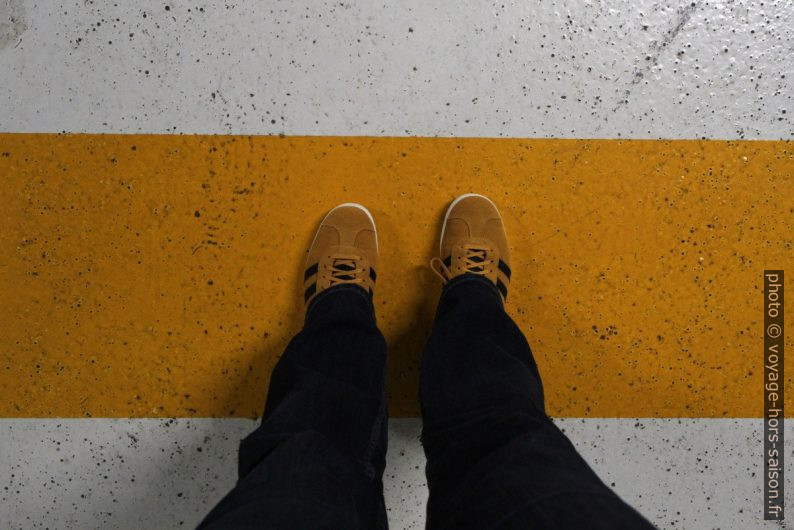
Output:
[497, 260, 511, 279]
[369, 267, 377, 282]
[496, 278, 508, 300]
[443, 255, 452, 267]
[304, 263, 319, 281]
[304, 283, 317, 303]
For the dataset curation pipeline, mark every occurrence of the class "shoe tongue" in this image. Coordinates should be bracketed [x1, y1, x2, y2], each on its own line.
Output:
[459, 237, 492, 256]
[332, 258, 357, 271]
[450, 239, 495, 276]
[466, 249, 487, 263]
[326, 245, 367, 272]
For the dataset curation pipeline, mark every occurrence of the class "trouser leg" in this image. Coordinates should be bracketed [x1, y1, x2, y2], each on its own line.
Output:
[420, 274, 655, 530]
[198, 284, 389, 530]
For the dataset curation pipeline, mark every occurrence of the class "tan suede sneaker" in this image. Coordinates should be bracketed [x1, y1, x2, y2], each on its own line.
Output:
[430, 194, 511, 302]
[303, 203, 378, 307]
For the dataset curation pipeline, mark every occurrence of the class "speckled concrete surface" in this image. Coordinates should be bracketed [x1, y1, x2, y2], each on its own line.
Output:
[2, 418, 791, 529]
[0, 0, 792, 138]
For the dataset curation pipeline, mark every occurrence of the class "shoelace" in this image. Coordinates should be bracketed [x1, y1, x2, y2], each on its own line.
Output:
[326, 256, 367, 286]
[430, 243, 495, 284]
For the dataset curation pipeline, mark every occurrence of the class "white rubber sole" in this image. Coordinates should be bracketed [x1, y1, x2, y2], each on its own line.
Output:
[310, 202, 379, 252]
[438, 193, 499, 254]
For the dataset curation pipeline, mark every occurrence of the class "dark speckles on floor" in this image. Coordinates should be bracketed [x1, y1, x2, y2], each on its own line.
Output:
[0, 1, 791, 529]
[0, 1, 791, 137]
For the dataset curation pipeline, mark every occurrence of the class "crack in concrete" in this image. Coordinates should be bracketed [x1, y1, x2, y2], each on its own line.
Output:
[611, 2, 699, 113]
[0, 0, 27, 52]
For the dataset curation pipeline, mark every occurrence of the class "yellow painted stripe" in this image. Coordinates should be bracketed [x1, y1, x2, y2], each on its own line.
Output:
[0, 134, 791, 418]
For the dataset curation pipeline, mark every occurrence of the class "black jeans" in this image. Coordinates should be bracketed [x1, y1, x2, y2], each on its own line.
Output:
[198, 275, 655, 529]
